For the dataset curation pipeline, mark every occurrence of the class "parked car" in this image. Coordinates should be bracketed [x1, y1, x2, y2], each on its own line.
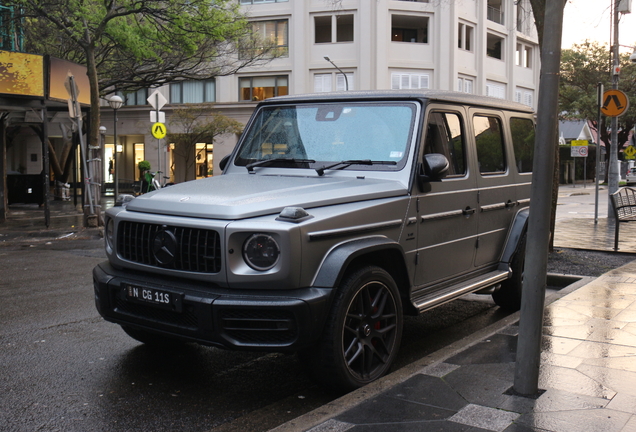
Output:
[626, 167, 636, 184]
[93, 90, 534, 391]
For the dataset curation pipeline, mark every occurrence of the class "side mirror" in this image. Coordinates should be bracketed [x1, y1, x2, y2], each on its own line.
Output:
[418, 153, 449, 188]
[219, 155, 230, 172]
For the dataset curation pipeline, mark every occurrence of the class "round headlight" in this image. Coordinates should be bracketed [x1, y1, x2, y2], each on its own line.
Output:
[105, 218, 115, 249]
[243, 234, 280, 271]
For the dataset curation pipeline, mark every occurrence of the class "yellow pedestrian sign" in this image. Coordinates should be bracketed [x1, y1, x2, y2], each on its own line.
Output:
[601, 89, 629, 117]
[151, 122, 167, 139]
[625, 145, 636, 160]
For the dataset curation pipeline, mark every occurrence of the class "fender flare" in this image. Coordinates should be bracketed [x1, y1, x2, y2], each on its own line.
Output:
[500, 208, 529, 265]
[312, 236, 406, 289]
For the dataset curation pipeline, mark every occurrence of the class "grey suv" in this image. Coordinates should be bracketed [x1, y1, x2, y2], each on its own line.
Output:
[93, 90, 534, 391]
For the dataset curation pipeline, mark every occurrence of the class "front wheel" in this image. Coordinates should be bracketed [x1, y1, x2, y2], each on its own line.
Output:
[304, 265, 403, 392]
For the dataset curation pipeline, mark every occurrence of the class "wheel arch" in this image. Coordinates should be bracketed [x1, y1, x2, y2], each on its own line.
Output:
[312, 236, 411, 298]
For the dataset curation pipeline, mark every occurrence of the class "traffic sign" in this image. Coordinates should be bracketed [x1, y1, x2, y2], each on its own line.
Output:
[147, 90, 167, 111]
[151, 122, 167, 139]
[571, 145, 588, 157]
[601, 89, 629, 117]
[625, 145, 636, 160]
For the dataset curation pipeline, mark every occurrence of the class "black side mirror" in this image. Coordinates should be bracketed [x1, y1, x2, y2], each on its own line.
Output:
[219, 155, 230, 172]
[418, 153, 449, 189]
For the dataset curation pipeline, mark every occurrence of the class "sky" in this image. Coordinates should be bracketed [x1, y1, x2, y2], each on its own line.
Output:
[562, 0, 636, 52]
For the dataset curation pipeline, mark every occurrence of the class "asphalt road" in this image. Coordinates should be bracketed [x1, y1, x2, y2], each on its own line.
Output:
[0, 235, 519, 432]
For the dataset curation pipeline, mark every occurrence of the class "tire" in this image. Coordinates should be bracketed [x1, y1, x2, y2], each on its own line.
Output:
[121, 325, 186, 347]
[492, 232, 526, 311]
[303, 265, 403, 392]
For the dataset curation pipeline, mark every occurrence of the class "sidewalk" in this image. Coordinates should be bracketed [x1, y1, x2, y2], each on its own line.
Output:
[272, 187, 636, 432]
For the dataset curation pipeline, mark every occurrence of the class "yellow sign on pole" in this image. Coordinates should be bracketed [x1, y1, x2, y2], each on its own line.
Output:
[601, 89, 629, 117]
[625, 145, 636, 160]
[151, 122, 167, 139]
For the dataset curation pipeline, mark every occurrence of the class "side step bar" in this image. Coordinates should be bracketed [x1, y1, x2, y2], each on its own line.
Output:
[413, 270, 510, 313]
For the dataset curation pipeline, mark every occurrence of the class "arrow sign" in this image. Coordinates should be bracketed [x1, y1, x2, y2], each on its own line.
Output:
[601, 89, 629, 117]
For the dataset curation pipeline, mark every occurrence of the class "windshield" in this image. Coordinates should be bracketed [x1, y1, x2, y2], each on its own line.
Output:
[235, 102, 417, 172]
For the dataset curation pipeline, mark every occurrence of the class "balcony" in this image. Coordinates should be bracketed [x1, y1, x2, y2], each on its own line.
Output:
[487, 6, 504, 25]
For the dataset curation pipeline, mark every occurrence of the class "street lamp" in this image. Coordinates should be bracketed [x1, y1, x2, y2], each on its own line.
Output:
[108, 95, 123, 200]
[324, 56, 349, 91]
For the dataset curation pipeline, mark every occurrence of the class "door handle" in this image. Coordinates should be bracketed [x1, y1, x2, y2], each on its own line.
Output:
[463, 207, 476, 216]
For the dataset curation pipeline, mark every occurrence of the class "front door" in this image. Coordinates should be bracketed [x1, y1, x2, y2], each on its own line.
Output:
[414, 109, 479, 288]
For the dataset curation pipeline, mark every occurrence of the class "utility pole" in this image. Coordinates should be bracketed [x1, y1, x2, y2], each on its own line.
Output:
[608, 0, 621, 218]
[513, 0, 564, 396]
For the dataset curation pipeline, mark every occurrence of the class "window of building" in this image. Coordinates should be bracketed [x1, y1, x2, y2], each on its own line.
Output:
[240, 0, 288, 4]
[120, 88, 148, 106]
[487, 0, 504, 25]
[249, 19, 289, 57]
[473, 115, 506, 174]
[239, 76, 288, 101]
[510, 117, 534, 173]
[515, 89, 534, 107]
[391, 15, 429, 43]
[458, 23, 473, 51]
[486, 81, 505, 99]
[515, 43, 532, 68]
[424, 112, 466, 176]
[391, 73, 429, 90]
[486, 33, 503, 59]
[457, 77, 474, 94]
[314, 72, 354, 92]
[314, 14, 354, 43]
[170, 80, 215, 104]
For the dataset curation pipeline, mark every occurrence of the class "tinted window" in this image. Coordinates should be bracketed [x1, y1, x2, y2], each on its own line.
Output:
[424, 112, 466, 176]
[473, 115, 506, 174]
[510, 117, 535, 173]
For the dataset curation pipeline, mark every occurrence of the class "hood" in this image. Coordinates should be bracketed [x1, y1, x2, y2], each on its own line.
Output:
[124, 174, 408, 220]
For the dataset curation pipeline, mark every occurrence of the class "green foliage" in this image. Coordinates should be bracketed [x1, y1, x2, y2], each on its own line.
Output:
[137, 160, 151, 172]
[559, 40, 636, 151]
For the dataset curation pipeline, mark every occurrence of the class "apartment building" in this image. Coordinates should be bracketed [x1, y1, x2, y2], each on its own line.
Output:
[102, 0, 539, 186]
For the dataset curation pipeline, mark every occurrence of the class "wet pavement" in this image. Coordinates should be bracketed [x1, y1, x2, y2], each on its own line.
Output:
[272, 186, 636, 432]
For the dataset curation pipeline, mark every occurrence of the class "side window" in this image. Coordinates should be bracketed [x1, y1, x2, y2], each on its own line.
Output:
[473, 115, 506, 174]
[424, 112, 466, 176]
[510, 117, 535, 173]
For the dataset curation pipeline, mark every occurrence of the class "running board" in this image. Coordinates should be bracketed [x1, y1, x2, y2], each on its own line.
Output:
[413, 270, 510, 313]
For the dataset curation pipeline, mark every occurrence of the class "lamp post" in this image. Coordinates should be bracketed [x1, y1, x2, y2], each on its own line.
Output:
[99, 125, 107, 197]
[324, 56, 349, 91]
[108, 95, 123, 201]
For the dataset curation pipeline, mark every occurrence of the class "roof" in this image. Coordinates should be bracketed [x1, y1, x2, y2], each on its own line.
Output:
[261, 90, 535, 114]
[559, 120, 594, 141]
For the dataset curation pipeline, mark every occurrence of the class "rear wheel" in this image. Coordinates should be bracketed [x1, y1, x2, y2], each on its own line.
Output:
[492, 232, 526, 311]
[303, 265, 403, 392]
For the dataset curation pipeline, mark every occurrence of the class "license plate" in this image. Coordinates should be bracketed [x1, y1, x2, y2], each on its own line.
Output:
[122, 283, 182, 312]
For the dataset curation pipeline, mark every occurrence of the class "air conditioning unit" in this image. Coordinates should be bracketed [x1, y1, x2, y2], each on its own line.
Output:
[619, 0, 632, 14]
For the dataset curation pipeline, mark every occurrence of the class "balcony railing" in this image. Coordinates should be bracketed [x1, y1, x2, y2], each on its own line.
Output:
[487, 6, 504, 25]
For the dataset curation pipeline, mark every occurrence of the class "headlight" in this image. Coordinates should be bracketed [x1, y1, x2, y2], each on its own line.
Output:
[105, 218, 115, 249]
[243, 234, 280, 271]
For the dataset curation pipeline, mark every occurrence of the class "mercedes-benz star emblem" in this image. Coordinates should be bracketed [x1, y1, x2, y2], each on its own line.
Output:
[151, 228, 178, 266]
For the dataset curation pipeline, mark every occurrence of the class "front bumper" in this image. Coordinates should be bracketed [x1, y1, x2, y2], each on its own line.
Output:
[93, 262, 333, 351]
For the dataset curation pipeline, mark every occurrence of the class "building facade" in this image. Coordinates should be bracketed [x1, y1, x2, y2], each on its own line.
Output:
[102, 0, 539, 187]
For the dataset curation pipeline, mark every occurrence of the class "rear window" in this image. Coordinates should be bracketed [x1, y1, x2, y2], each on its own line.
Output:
[510, 117, 535, 173]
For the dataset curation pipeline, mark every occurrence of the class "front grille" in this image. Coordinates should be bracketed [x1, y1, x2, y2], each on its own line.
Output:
[115, 296, 199, 329]
[219, 309, 298, 345]
[117, 221, 222, 273]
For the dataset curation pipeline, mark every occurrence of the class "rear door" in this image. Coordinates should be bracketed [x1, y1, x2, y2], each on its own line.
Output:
[469, 109, 518, 267]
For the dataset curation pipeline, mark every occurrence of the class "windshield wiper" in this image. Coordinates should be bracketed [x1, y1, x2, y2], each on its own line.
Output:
[246, 158, 316, 172]
[315, 160, 398, 176]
